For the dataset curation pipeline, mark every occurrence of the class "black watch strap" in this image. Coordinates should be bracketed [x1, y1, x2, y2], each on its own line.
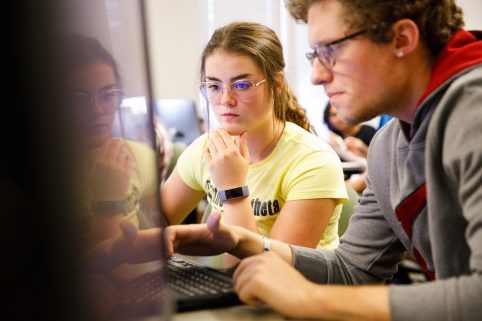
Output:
[218, 186, 249, 202]
[91, 200, 126, 215]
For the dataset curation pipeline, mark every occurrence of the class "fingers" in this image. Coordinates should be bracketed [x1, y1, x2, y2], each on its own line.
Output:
[206, 136, 218, 159]
[205, 129, 250, 167]
[203, 148, 212, 165]
[163, 223, 206, 254]
[238, 132, 250, 160]
[206, 130, 226, 155]
[344, 137, 358, 150]
[105, 139, 122, 160]
[344, 136, 366, 149]
[344, 137, 368, 157]
[163, 223, 220, 257]
[206, 211, 222, 233]
[97, 138, 120, 159]
[90, 138, 134, 200]
[343, 136, 355, 144]
[205, 130, 232, 165]
[111, 223, 162, 263]
[112, 142, 134, 172]
[232, 254, 268, 305]
[94, 138, 112, 159]
[84, 274, 116, 320]
[109, 220, 138, 262]
[205, 129, 237, 155]
[236, 280, 265, 306]
[233, 254, 264, 288]
[96, 138, 133, 167]
[163, 226, 182, 257]
[232, 252, 255, 281]
[115, 145, 133, 167]
[216, 129, 236, 148]
[118, 219, 138, 244]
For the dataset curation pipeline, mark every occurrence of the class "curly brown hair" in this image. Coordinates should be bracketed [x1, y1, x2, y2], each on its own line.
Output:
[200, 21, 312, 132]
[285, 0, 464, 56]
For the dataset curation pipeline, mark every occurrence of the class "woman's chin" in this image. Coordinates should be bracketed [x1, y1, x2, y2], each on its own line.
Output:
[86, 132, 112, 149]
[221, 127, 243, 136]
[216, 122, 243, 135]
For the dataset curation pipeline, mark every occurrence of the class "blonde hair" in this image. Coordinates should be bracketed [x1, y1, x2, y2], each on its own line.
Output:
[200, 21, 312, 132]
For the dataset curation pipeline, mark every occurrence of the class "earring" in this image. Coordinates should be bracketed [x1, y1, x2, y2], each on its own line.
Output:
[396, 51, 404, 58]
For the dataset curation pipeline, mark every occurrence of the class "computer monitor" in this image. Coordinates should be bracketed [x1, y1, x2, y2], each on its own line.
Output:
[58, 0, 172, 320]
[155, 98, 203, 145]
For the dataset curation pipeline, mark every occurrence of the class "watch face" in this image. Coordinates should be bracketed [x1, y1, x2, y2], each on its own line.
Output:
[226, 187, 244, 199]
[219, 186, 249, 202]
[91, 200, 126, 215]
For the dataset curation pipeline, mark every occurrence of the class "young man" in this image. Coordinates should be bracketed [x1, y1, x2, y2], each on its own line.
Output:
[102, 0, 482, 320]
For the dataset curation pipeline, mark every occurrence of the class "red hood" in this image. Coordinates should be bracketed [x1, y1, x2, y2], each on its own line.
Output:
[417, 29, 482, 106]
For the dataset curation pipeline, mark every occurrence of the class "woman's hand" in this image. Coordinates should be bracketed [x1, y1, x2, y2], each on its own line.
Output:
[89, 138, 134, 201]
[344, 136, 369, 158]
[85, 220, 163, 275]
[86, 212, 247, 275]
[204, 129, 249, 189]
[83, 273, 117, 320]
[163, 211, 240, 257]
[328, 132, 345, 150]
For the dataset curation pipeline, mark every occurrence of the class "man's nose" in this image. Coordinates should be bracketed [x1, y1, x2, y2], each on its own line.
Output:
[310, 58, 333, 86]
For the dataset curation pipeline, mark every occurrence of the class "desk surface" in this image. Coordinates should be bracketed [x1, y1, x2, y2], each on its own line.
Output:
[173, 305, 287, 321]
[341, 161, 366, 175]
[134, 305, 289, 321]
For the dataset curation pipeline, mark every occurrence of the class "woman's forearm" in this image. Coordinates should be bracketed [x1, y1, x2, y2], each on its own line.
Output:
[222, 196, 260, 233]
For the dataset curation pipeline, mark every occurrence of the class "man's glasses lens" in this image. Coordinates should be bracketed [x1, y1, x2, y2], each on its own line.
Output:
[306, 45, 335, 69]
[305, 30, 366, 69]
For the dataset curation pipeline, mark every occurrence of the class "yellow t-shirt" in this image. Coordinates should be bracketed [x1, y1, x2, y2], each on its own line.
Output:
[81, 140, 158, 237]
[123, 140, 159, 228]
[176, 122, 347, 249]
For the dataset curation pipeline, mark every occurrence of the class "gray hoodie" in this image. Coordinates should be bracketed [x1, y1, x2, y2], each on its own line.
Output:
[290, 60, 482, 321]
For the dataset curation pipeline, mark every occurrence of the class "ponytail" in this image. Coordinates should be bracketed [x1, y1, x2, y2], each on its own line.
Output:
[274, 82, 314, 134]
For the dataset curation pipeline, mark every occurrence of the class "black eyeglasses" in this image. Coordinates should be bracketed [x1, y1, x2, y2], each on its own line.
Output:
[305, 29, 366, 69]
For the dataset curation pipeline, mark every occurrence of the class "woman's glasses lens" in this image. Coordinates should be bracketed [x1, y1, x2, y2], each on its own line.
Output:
[201, 79, 264, 104]
[70, 88, 123, 111]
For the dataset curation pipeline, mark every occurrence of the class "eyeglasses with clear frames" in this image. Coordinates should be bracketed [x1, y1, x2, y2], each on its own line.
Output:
[305, 30, 366, 69]
[200, 79, 266, 104]
[70, 88, 124, 111]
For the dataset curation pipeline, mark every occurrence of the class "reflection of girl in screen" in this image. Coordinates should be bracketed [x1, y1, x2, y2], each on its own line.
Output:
[65, 35, 158, 248]
[160, 22, 347, 265]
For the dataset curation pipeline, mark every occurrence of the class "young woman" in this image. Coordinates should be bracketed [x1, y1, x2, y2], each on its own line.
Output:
[65, 34, 160, 248]
[160, 22, 347, 262]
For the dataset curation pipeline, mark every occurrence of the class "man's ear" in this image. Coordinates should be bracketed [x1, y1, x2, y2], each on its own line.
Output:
[390, 19, 420, 58]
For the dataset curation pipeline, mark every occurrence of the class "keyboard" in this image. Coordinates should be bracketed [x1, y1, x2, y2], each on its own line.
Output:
[114, 255, 241, 315]
[167, 255, 233, 298]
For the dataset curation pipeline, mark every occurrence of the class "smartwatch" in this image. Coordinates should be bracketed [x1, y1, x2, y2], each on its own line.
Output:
[218, 186, 249, 202]
[91, 200, 126, 215]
